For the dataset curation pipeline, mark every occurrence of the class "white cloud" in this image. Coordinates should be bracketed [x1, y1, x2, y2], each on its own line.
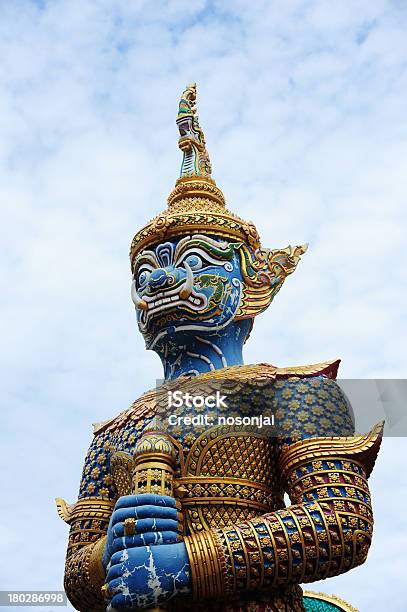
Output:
[0, 1, 406, 610]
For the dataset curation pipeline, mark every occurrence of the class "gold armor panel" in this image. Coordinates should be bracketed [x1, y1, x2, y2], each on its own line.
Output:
[176, 426, 285, 533]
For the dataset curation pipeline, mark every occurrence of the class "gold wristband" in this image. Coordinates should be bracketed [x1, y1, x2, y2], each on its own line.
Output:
[184, 530, 225, 600]
[88, 535, 107, 589]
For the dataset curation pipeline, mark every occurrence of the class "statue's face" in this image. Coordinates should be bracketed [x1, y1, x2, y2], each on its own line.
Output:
[132, 234, 243, 347]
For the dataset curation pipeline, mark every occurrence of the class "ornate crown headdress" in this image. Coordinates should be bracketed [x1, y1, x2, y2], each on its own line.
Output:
[130, 83, 307, 319]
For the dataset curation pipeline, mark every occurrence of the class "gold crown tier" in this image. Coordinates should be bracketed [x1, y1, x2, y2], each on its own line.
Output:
[130, 176, 261, 271]
[168, 176, 225, 208]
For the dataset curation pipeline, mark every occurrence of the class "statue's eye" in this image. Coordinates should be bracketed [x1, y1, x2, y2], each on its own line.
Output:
[183, 254, 202, 271]
[137, 269, 151, 287]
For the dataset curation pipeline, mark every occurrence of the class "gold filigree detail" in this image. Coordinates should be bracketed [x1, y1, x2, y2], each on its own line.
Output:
[236, 244, 308, 319]
[110, 451, 134, 497]
[88, 535, 106, 589]
[130, 204, 261, 270]
[64, 541, 106, 611]
[167, 176, 225, 208]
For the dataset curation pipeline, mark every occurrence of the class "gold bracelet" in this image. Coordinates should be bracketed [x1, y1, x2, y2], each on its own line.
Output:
[184, 530, 225, 599]
[88, 535, 107, 589]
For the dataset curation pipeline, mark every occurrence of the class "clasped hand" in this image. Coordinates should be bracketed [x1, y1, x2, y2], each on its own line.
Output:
[102, 494, 190, 610]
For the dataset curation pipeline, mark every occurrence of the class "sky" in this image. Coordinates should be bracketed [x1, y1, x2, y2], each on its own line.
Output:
[0, 1, 406, 610]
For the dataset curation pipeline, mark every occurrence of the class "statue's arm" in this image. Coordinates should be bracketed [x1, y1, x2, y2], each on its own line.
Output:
[183, 379, 383, 601]
[56, 430, 116, 611]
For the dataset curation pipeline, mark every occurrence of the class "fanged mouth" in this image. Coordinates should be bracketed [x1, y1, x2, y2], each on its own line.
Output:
[139, 286, 208, 328]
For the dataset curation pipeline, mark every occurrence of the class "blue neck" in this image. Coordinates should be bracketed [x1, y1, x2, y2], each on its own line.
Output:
[153, 320, 251, 381]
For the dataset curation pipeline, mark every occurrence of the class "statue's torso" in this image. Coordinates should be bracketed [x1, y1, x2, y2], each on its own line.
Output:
[78, 361, 352, 611]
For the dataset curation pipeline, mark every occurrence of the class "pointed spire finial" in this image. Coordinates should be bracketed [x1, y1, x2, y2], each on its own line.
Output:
[176, 83, 212, 178]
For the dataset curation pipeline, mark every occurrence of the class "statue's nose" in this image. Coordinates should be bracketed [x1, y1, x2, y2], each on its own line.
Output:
[148, 268, 173, 289]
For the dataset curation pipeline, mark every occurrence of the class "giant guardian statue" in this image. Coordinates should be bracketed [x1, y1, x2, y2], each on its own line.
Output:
[57, 84, 382, 612]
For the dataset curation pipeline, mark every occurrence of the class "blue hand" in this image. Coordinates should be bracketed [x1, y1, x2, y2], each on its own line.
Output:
[103, 494, 181, 570]
[105, 542, 190, 610]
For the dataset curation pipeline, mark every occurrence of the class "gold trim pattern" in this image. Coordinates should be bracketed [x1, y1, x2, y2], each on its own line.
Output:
[184, 529, 226, 599]
[130, 203, 261, 270]
[176, 476, 281, 510]
[303, 590, 359, 612]
[168, 176, 225, 208]
[57, 496, 114, 525]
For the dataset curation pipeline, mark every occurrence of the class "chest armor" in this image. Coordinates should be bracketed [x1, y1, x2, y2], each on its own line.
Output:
[109, 421, 285, 535]
[109, 371, 286, 534]
[103, 362, 340, 535]
[176, 426, 285, 533]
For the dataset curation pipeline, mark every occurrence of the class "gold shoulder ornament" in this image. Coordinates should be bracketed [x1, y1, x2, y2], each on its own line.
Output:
[279, 420, 384, 482]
